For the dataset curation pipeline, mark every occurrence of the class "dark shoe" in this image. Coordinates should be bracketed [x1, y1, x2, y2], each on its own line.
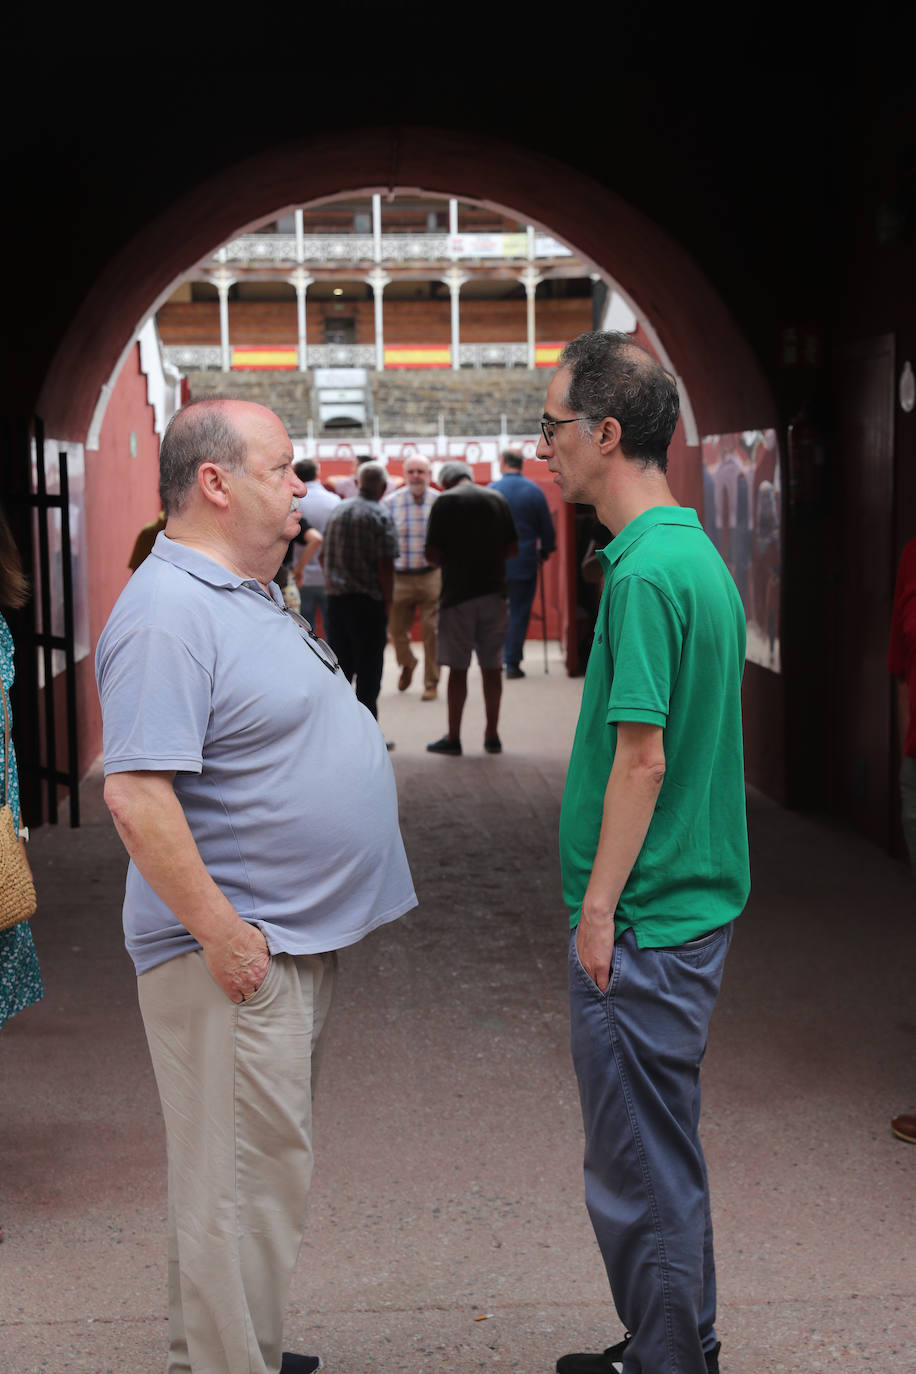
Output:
[892, 1113, 916, 1142]
[505, 666, 525, 679]
[557, 1334, 630, 1374]
[557, 1336, 720, 1374]
[398, 661, 416, 691]
[281, 1355, 323, 1374]
[484, 735, 502, 754]
[427, 735, 462, 755]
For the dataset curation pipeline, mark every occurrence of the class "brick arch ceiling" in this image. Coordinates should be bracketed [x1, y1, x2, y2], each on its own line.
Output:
[39, 125, 774, 442]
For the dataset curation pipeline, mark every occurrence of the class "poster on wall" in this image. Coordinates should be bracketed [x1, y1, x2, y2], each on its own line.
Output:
[701, 429, 782, 673]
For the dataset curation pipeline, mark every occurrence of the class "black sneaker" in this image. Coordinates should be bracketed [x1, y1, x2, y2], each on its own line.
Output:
[505, 666, 525, 678]
[281, 1355, 323, 1374]
[484, 735, 503, 754]
[427, 735, 462, 755]
[557, 1336, 720, 1374]
[557, 1334, 630, 1374]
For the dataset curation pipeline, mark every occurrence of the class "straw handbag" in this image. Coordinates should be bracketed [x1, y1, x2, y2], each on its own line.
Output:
[0, 681, 37, 932]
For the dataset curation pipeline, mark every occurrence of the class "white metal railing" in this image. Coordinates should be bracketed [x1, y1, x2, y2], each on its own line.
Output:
[212, 232, 572, 269]
[163, 345, 224, 369]
[163, 342, 537, 371]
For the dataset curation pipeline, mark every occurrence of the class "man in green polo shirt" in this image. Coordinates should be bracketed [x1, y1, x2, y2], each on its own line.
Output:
[537, 332, 750, 1374]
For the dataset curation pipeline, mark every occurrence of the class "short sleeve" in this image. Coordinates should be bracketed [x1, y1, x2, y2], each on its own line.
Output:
[606, 575, 684, 727]
[425, 499, 446, 549]
[97, 624, 213, 774]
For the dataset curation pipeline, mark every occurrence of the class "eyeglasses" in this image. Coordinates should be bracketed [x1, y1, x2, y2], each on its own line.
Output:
[285, 609, 341, 673]
[539, 416, 580, 445]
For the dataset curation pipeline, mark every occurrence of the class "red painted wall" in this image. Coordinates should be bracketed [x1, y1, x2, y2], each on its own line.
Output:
[81, 345, 161, 768]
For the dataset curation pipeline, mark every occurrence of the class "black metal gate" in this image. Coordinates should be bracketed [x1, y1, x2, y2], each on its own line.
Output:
[2, 416, 80, 827]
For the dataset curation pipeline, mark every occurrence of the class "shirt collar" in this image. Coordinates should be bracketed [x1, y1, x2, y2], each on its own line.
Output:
[150, 532, 285, 605]
[600, 506, 701, 570]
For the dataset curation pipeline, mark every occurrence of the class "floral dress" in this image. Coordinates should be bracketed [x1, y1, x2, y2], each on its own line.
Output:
[0, 613, 43, 1029]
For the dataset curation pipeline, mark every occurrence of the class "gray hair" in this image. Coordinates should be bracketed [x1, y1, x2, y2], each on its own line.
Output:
[357, 461, 388, 497]
[559, 331, 679, 473]
[159, 399, 248, 515]
[439, 461, 473, 490]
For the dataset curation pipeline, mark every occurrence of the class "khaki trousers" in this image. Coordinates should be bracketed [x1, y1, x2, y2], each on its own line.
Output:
[138, 948, 337, 1374]
[388, 569, 441, 691]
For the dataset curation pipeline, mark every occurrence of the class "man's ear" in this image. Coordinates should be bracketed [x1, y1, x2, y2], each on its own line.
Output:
[595, 416, 623, 455]
[197, 462, 231, 509]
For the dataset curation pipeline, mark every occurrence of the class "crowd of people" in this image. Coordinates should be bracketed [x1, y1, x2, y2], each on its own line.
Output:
[0, 330, 909, 1374]
[204, 439, 558, 756]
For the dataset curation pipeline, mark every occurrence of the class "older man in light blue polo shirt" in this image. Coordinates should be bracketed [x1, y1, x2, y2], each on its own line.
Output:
[96, 397, 416, 1374]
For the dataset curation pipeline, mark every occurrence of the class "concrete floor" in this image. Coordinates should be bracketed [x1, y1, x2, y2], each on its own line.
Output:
[1, 646, 914, 1373]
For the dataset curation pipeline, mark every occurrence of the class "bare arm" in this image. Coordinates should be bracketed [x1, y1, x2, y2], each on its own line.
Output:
[576, 721, 666, 992]
[294, 528, 323, 584]
[104, 770, 269, 1002]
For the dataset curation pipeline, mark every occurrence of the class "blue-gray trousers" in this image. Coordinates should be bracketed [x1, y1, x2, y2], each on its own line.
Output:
[568, 922, 732, 1374]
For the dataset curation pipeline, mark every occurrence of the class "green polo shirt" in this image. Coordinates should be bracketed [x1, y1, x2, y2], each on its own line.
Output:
[559, 506, 750, 946]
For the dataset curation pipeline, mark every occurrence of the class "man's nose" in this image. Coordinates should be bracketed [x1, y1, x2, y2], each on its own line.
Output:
[535, 435, 551, 460]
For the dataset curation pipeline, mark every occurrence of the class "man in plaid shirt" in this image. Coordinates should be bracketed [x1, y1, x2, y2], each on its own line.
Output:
[384, 455, 440, 700]
[322, 463, 399, 721]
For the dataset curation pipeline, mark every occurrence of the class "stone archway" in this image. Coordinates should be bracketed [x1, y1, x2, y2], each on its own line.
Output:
[39, 125, 775, 446]
[35, 123, 783, 802]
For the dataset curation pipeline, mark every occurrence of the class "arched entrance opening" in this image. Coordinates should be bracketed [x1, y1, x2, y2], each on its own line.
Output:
[27, 126, 780, 816]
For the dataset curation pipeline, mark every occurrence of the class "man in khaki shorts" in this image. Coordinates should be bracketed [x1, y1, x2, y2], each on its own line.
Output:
[423, 461, 517, 756]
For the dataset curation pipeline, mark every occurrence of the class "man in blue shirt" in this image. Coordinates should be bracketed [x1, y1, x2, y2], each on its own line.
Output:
[96, 399, 416, 1374]
[490, 447, 556, 677]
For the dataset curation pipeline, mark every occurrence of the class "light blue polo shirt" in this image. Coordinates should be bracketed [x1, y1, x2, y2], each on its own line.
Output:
[95, 533, 417, 974]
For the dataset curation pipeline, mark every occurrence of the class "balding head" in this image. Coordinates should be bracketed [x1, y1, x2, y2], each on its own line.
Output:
[159, 398, 254, 516]
[403, 453, 431, 497]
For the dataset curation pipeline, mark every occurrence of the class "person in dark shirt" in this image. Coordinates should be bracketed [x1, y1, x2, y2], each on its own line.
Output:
[423, 462, 517, 756]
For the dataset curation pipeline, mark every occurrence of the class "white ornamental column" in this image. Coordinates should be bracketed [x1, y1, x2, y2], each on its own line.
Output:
[446, 267, 467, 371]
[289, 268, 314, 372]
[367, 267, 390, 371]
[372, 193, 383, 263]
[209, 266, 237, 373]
[519, 265, 542, 370]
